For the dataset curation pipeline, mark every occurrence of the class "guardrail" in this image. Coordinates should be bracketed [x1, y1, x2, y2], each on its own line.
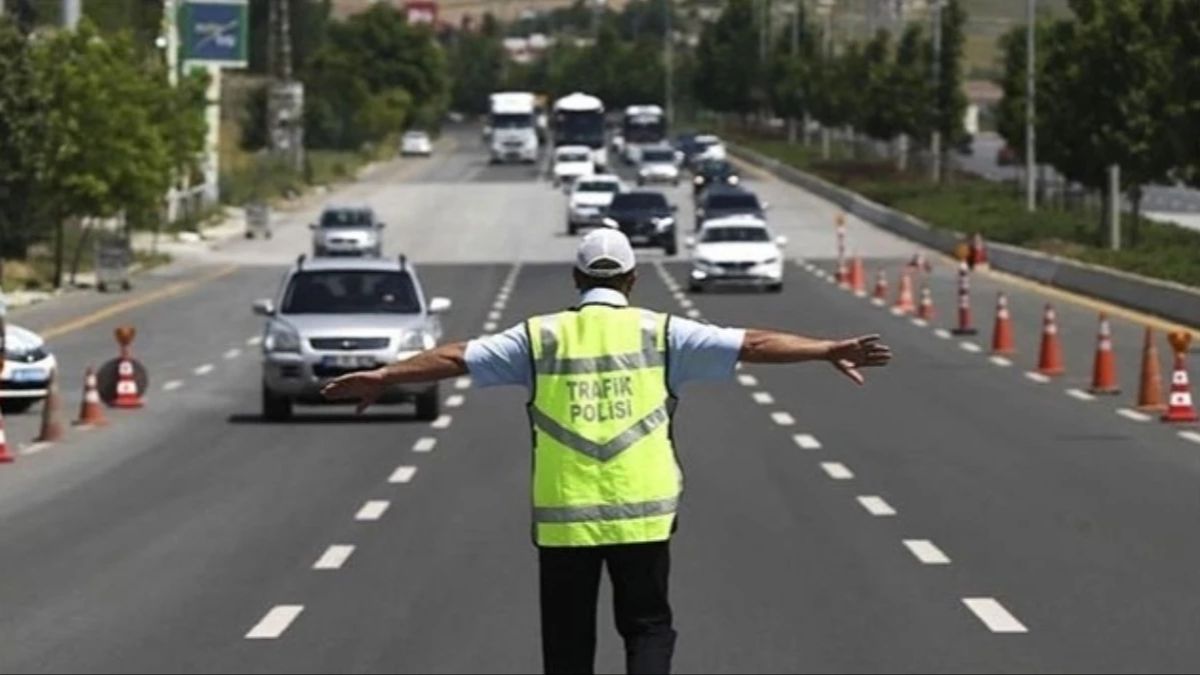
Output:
[730, 143, 1200, 329]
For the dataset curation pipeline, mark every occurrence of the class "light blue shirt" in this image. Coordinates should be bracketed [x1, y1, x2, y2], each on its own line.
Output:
[464, 288, 745, 393]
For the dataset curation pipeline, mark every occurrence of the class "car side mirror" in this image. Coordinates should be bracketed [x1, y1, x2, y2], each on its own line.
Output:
[308, 223, 317, 230]
[671, 204, 678, 213]
[377, 222, 387, 229]
[428, 297, 452, 314]
[685, 236, 697, 248]
[252, 298, 276, 316]
[775, 235, 789, 247]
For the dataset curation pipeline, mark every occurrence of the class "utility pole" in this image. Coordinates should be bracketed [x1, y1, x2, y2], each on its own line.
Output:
[819, 0, 833, 159]
[664, 0, 674, 127]
[268, 0, 304, 173]
[930, 0, 943, 184]
[1109, 164, 1121, 251]
[61, 0, 80, 29]
[787, 0, 799, 143]
[1025, 0, 1037, 212]
[162, 0, 182, 226]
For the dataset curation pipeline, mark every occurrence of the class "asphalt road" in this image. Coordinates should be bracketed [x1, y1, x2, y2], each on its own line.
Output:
[0, 126, 1197, 673]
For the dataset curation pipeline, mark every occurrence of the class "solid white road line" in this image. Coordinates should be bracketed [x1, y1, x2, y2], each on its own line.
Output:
[737, 374, 758, 387]
[686, 309, 702, 319]
[413, 437, 438, 453]
[963, 598, 1028, 633]
[355, 500, 390, 521]
[431, 415, 453, 429]
[163, 380, 184, 392]
[857, 496, 896, 516]
[1066, 388, 1096, 402]
[193, 364, 214, 376]
[771, 412, 795, 426]
[904, 539, 951, 565]
[224, 348, 242, 360]
[1180, 431, 1200, 445]
[313, 545, 355, 571]
[445, 395, 465, 408]
[934, 329, 953, 340]
[1025, 372, 1051, 383]
[389, 465, 418, 484]
[246, 606, 304, 640]
[752, 392, 775, 405]
[989, 356, 1013, 367]
[959, 342, 982, 353]
[792, 434, 822, 450]
[455, 377, 472, 390]
[247, 335, 263, 346]
[820, 462, 854, 480]
[1117, 408, 1152, 422]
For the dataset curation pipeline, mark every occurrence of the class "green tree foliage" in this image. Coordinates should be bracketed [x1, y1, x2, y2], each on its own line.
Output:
[693, 1, 758, 116]
[892, 24, 933, 144]
[1168, 0, 1200, 187]
[448, 28, 506, 114]
[934, 0, 969, 151]
[0, 17, 50, 260]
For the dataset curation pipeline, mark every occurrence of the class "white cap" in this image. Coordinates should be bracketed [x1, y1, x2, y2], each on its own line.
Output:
[575, 228, 636, 278]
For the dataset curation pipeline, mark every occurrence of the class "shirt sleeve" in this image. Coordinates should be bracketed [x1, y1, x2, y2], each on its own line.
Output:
[666, 316, 746, 393]
[463, 323, 533, 390]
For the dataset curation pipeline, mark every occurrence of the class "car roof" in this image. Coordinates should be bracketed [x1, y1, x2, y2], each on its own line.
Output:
[702, 185, 755, 198]
[578, 174, 620, 183]
[556, 145, 592, 154]
[696, 134, 721, 143]
[292, 256, 414, 273]
[404, 130, 427, 136]
[321, 204, 375, 213]
[613, 189, 668, 200]
[700, 214, 768, 229]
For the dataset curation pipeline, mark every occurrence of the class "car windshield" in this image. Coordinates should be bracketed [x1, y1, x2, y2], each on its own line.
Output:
[559, 151, 590, 162]
[578, 181, 619, 193]
[697, 138, 721, 148]
[320, 210, 374, 228]
[491, 113, 533, 129]
[701, 226, 770, 243]
[699, 161, 734, 176]
[642, 150, 675, 163]
[611, 193, 668, 211]
[705, 193, 760, 210]
[281, 271, 420, 315]
[404, 132, 426, 140]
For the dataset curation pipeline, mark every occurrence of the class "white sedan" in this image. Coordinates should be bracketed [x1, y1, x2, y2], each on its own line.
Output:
[0, 323, 58, 413]
[552, 145, 596, 189]
[687, 215, 787, 293]
[400, 131, 433, 157]
[567, 175, 624, 235]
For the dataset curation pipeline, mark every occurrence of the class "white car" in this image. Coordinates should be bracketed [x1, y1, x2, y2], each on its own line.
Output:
[401, 131, 433, 156]
[552, 145, 595, 188]
[567, 175, 624, 235]
[0, 324, 58, 413]
[694, 134, 727, 163]
[636, 146, 681, 186]
[687, 215, 786, 293]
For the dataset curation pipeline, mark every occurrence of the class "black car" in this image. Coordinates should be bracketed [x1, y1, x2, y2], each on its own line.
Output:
[694, 186, 767, 231]
[673, 133, 703, 166]
[691, 159, 741, 198]
[603, 191, 678, 256]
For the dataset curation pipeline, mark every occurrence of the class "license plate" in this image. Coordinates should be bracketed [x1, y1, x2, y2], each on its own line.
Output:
[322, 355, 376, 369]
[10, 368, 45, 383]
[630, 235, 650, 244]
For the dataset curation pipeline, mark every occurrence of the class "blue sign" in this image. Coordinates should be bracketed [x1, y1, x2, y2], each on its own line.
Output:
[181, 0, 248, 67]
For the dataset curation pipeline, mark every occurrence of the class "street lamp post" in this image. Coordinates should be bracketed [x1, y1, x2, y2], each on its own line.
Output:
[931, 0, 943, 184]
[1025, 0, 1037, 212]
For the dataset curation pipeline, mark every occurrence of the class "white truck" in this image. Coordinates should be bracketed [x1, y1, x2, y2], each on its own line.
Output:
[621, 104, 667, 165]
[488, 91, 539, 164]
[553, 92, 608, 171]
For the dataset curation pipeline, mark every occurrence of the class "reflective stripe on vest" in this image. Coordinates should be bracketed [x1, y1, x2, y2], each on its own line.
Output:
[529, 306, 680, 547]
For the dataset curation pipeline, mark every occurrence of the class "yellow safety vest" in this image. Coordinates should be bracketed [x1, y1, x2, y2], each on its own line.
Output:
[527, 305, 681, 547]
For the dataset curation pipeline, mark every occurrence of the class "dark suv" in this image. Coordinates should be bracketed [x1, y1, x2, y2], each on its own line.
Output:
[694, 186, 767, 231]
[691, 159, 741, 198]
[603, 191, 678, 256]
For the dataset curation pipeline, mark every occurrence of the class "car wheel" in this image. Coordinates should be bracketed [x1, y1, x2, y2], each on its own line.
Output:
[245, 232, 253, 239]
[415, 386, 440, 421]
[0, 398, 37, 415]
[262, 384, 293, 421]
[663, 240, 678, 257]
[97, 282, 108, 293]
[568, 221, 577, 235]
[689, 282, 704, 294]
[767, 283, 784, 294]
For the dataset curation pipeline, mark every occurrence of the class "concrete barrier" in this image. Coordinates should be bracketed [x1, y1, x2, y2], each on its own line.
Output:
[731, 143, 1200, 328]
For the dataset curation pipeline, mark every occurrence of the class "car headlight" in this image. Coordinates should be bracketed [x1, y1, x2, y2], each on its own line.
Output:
[264, 322, 301, 353]
[398, 331, 436, 352]
[760, 257, 780, 266]
[728, 175, 740, 185]
[693, 176, 704, 185]
[602, 217, 619, 228]
[693, 258, 717, 270]
[653, 217, 675, 232]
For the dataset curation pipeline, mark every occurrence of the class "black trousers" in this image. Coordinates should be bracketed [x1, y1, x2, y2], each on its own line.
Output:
[539, 541, 677, 675]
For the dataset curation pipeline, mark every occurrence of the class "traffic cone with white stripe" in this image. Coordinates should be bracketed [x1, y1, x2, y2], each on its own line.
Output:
[850, 256, 866, 295]
[1037, 304, 1066, 377]
[1162, 332, 1198, 423]
[74, 367, 107, 427]
[991, 292, 1016, 356]
[836, 257, 849, 288]
[917, 286, 936, 322]
[35, 370, 64, 442]
[892, 272, 915, 315]
[0, 407, 13, 464]
[1136, 328, 1166, 412]
[113, 358, 144, 409]
[951, 262, 978, 336]
[872, 270, 889, 306]
[1089, 313, 1120, 395]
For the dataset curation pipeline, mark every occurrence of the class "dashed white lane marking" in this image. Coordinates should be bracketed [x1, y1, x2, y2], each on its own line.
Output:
[793, 434, 822, 450]
[20, 442, 51, 456]
[934, 329, 952, 340]
[413, 437, 437, 453]
[1117, 408, 1152, 422]
[752, 392, 775, 405]
[493, 299, 506, 310]
[826, 276, 838, 285]
[455, 377, 471, 390]
[1025, 372, 1051, 383]
[163, 379, 184, 392]
[355, 500, 390, 521]
[484, 321, 498, 332]
[246, 606, 304, 640]
[771, 412, 795, 426]
[679, 298, 694, 309]
[247, 336, 263, 347]
[904, 539, 951, 565]
[820, 462, 854, 480]
[313, 545, 355, 570]
[990, 356, 1013, 367]
[194, 364, 214, 376]
[1066, 388, 1096, 402]
[963, 598, 1028, 633]
[673, 292, 686, 301]
[854, 290, 868, 298]
[911, 318, 928, 327]
[431, 415, 453, 429]
[871, 298, 886, 307]
[224, 348, 242, 360]
[487, 310, 502, 321]
[445, 395, 465, 408]
[959, 342, 982, 353]
[389, 465, 418, 484]
[686, 309, 702, 319]
[738, 374, 759, 387]
[857, 496, 896, 516]
[1180, 431, 1200, 445]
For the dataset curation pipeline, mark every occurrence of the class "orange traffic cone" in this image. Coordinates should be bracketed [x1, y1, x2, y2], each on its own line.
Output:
[850, 256, 866, 295]
[1163, 332, 1198, 423]
[113, 358, 144, 409]
[0, 407, 13, 464]
[971, 232, 989, 269]
[892, 272, 915, 315]
[74, 367, 108, 426]
[951, 262, 978, 336]
[872, 270, 889, 306]
[1089, 313, 1120, 395]
[917, 286, 936, 322]
[1136, 328, 1166, 412]
[991, 292, 1016, 355]
[35, 370, 64, 442]
[1037, 304, 1066, 377]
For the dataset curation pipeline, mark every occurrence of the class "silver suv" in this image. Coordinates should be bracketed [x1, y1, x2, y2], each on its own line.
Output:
[253, 255, 452, 421]
[310, 205, 384, 257]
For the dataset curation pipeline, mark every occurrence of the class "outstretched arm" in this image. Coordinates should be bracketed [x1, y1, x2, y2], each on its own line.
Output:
[739, 330, 892, 385]
[321, 342, 469, 413]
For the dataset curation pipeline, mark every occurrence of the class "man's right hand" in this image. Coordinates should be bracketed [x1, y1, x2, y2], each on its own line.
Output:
[827, 334, 892, 385]
[321, 369, 387, 414]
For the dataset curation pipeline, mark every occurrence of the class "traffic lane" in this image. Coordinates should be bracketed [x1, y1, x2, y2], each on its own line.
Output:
[0, 263, 507, 674]
[678, 261, 1200, 670]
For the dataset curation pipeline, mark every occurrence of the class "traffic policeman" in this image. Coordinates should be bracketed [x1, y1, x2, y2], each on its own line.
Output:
[322, 229, 892, 675]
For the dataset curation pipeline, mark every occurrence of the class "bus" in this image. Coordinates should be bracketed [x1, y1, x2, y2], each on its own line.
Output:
[552, 92, 608, 171]
[621, 104, 667, 164]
